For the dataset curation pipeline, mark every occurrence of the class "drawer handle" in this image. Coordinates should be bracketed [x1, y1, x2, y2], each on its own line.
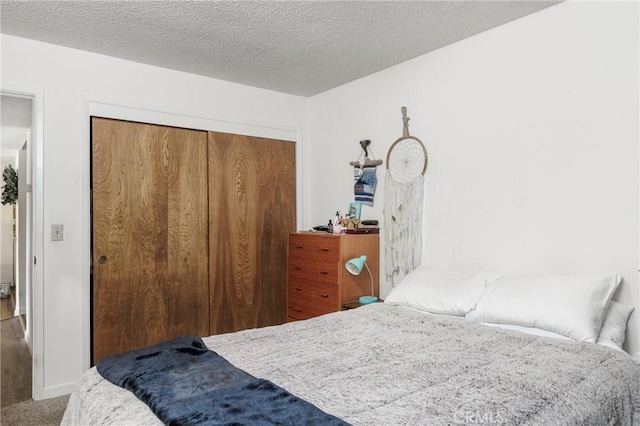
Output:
[295, 287, 303, 291]
[320, 293, 329, 298]
[294, 266, 303, 270]
[320, 271, 329, 275]
[295, 245, 303, 249]
[294, 307, 302, 313]
[321, 248, 330, 252]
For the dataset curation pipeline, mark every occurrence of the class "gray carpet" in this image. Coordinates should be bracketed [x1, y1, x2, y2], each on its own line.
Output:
[1, 294, 69, 425]
[1, 317, 32, 407]
[0, 394, 69, 426]
[0, 295, 14, 321]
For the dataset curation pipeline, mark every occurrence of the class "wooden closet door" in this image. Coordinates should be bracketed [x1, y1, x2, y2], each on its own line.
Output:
[208, 131, 296, 334]
[91, 118, 209, 364]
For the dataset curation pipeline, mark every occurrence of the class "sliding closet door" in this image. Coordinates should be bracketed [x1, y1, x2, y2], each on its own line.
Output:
[208, 131, 295, 334]
[91, 118, 209, 364]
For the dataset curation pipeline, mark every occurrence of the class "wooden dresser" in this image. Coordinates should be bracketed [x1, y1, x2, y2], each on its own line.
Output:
[287, 232, 379, 321]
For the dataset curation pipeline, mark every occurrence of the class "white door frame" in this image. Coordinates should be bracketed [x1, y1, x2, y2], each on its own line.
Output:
[1, 84, 45, 400]
[82, 96, 304, 372]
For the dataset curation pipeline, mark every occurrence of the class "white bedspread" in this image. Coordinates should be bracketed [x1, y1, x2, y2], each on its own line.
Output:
[62, 303, 640, 425]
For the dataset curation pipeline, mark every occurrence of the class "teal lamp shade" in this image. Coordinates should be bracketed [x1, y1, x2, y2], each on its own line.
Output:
[345, 255, 377, 304]
[345, 255, 366, 275]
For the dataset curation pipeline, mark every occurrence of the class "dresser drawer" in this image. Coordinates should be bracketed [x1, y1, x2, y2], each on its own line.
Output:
[288, 234, 339, 262]
[288, 257, 338, 284]
[287, 278, 338, 320]
[287, 298, 333, 320]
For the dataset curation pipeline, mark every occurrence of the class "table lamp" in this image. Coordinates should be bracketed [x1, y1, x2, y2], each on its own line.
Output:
[345, 255, 377, 304]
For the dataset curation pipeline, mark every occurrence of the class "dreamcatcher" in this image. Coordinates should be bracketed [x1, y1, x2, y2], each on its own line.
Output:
[384, 106, 428, 286]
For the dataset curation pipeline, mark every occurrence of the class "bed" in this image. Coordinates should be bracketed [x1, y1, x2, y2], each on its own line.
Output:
[62, 270, 640, 425]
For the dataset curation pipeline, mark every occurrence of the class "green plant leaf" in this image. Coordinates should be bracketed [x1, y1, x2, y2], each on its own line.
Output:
[1, 164, 18, 205]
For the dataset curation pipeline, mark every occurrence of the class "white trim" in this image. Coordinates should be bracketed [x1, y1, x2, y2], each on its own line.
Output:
[81, 96, 304, 372]
[85, 97, 301, 141]
[24, 329, 32, 354]
[1, 84, 45, 400]
[37, 381, 77, 400]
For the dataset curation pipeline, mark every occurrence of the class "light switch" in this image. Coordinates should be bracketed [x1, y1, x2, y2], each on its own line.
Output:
[51, 224, 63, 241]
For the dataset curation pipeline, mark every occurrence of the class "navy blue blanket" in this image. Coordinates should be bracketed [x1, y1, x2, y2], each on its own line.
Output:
[97, 336, 349, 426]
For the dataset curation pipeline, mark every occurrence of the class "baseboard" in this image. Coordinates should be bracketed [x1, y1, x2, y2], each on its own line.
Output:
[35, 382, 76, 400]
[23, 329, 33, 355]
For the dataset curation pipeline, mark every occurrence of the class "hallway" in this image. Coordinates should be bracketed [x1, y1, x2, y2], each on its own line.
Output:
[0, 294, 32, 407]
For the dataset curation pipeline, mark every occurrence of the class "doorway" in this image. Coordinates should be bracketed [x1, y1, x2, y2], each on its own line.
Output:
[1, 86, 44, 400]
[0, 92, 35, 405]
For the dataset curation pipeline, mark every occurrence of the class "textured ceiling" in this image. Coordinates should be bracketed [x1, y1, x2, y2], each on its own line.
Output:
[0, 1, 558, 97]
[0, 1, 558, 158]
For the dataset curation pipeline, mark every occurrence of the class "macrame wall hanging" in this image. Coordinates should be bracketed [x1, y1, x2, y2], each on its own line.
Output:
[349, 139, 383, 206]
[384, 107, 428, 286]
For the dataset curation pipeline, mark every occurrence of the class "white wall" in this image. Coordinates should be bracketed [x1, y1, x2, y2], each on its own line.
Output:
[0, 158, 16, 284]
[1, 34, 308, 397]
[309, 2, 639, 354]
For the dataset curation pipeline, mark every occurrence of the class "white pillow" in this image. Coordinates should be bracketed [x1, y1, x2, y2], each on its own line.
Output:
[479, 321, 627, 354]
[384, 267, 496, 316]
[466, 274, 621, 342]
[596, 301, 634, 351]
[479, 322, 572, 341]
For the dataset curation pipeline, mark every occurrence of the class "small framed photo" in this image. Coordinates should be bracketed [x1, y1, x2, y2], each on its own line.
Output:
[347, 202, 362, 220]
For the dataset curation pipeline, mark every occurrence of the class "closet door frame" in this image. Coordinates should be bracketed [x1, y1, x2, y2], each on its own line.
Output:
[80, 97, 303, 373]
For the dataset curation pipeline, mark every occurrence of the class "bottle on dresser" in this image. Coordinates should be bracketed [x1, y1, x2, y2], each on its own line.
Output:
[333, 211, 342, 234]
